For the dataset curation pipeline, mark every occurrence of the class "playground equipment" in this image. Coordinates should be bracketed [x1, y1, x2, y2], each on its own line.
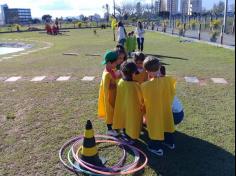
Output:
[59, 120, 148, 175]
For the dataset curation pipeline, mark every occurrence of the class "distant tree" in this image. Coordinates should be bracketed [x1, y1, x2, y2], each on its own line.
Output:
[136, 2, 142, 16]
[84, 17, 89, 22]
[79, 14, 85, 21]
[42, 14, 52, 23]
[115, 2, 136, 19]
[65, 17, 73, 23]
[212, 1, 225, 16]
[93, 13, 101, 21]
[32, 18, 41, 24]
[104, 12, 109, 21]
[103, 4, 110, 24]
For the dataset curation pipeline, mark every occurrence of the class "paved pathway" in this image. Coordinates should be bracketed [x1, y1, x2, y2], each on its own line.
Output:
[146, 26, 235, 49]
[0, 75, 229, 85]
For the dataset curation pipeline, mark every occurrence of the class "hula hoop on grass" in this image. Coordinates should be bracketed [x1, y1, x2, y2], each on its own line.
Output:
[59, 135, 148, 175]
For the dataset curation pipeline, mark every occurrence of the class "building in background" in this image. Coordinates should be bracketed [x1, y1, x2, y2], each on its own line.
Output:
[191, 0, 202, 14]
[0, 4, 32, 25]
[160, 0, 179, 14]
[0, 4, 8, 25]
[180, 0, 202, 15]
[154, 0, 161, 14]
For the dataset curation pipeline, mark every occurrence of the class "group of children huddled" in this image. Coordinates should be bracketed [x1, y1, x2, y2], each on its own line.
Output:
[98, 45, 184, 156]
[45, 22, 59, 35]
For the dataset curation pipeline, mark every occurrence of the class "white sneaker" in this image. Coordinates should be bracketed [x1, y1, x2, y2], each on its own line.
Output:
[147, 147, 164, 156]
[163, 143, 176, 150]
[107, 130, 119, 137]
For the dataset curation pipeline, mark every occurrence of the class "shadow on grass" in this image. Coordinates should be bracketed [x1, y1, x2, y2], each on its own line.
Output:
[146, 54, 189, 61]
[159, 61, 170, 66]
[134, 131, 235, 176]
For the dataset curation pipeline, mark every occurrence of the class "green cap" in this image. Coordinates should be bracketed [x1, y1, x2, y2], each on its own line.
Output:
[102, 50, 118, 65]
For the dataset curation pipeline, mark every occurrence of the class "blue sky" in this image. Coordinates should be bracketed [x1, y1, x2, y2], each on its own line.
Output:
[0, 0, 235, 18]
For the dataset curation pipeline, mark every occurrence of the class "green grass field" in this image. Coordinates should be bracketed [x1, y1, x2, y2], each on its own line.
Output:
[0, 28, 235, 176]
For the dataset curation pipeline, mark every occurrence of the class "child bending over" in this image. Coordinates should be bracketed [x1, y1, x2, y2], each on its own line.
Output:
[141, 56, 176, 156]
[133, 52, 148, 84]
[113, 61, 144, 143]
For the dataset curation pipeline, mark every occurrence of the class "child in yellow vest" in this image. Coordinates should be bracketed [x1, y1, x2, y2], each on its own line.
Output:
[141, 56, 176, 156]
[113, 61, 144, 142]
[114, 45, 127, 78]
[98, 50, 119, 137]
[159, 66, 184, 125]
[133, 52, 148, 84]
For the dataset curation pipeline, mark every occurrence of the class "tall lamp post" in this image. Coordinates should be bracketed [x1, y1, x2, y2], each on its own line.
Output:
[169, 0, 172, 28]
[221, 0, 228, 44]
[113, 0, 116, 41]
[223, 0, 228, 34]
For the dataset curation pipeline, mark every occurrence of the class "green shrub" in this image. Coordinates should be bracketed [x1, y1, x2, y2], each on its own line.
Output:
[210, 20, 221, 31]
[77, 22, 82, 28]
[210, 30, 220, 42]
[190, 20, 198, 30]
[176, 20, 181, 28]
[178, 24, 185, 36]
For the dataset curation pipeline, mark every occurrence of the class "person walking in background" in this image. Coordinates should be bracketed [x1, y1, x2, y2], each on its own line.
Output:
[117, 21, 127, 46]
[125, 31, 136, 58]
[135, 21, 145, 52]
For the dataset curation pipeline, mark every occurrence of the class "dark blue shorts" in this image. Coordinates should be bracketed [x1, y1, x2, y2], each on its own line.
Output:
[173, 111, 184, 125]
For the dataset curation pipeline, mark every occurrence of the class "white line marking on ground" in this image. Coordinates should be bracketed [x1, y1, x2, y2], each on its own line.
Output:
[56, 76, 71, 81]
[5, 76, 22, 82]
[81, 76, 95, 81]
[0, 77, 7, 81]
[211, 78, 228, 84]
[31, 76, 46, 82]
[2, 57, 13, 59]
[19, 53, 28, 55]
[184, 77, 199, 83]
[27, 50, 37, 53]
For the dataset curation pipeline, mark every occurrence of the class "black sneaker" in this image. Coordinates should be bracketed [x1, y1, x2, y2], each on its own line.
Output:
[163, 143, 176, 150]
[147, 146, 164, 156]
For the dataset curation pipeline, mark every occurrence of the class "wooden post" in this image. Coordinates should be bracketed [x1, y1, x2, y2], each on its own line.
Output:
[198, 23, 201, 40]
[172, 17, 174, 35]
[220, 25, 224, 45]
[183, 23, 186, 37]
[113, 29, 116, 42]
[204, 16, 207, 29]
[232, 12, 235, 34]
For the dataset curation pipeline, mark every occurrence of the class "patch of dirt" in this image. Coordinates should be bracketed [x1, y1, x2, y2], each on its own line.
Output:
[199, 78, 208, 86]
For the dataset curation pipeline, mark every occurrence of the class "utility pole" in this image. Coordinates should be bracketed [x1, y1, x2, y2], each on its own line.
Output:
[113, 0, 116, 41]
[188, 0, 192, 29]
[221, 0, 228, 44]
[223, 0, 228, 34]
[113, 0, 116, 18]
[169, 0, 172, 28]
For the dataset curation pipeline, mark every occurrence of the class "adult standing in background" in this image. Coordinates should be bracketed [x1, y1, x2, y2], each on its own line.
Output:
[135, 21, 145, 52]
[117, 21, 127, 46]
